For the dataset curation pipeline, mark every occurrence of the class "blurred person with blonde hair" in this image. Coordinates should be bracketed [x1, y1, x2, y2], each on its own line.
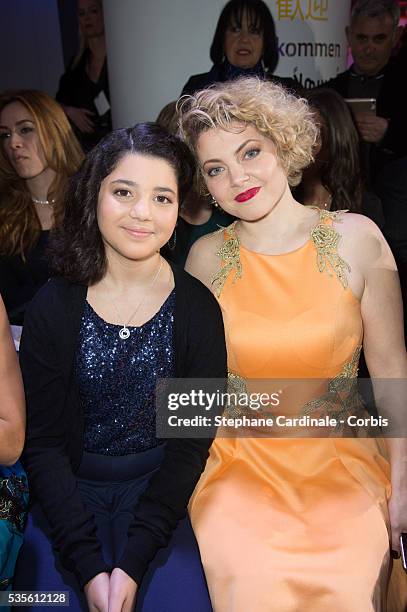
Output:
[0, 89, 84, 324]
[56, 0, 111, 151]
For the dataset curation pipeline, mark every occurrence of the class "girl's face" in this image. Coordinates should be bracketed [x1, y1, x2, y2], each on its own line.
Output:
[97, 153, 178, 263]
[196, 122, 287, 222]
[0, 101, 48, 180]
[78, 0, 104, 38]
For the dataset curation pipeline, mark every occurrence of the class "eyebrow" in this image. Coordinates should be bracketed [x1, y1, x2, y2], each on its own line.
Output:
[202, 139, 262, 166]
[0, 119, 35, 130]
[110, 179, 176, 196]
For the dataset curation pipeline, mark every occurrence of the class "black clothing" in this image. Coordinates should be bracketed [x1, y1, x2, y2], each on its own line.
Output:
[374, 157, 407, 264]
[374, 157, 407, 342]
[56, 50, 111, 151]
[0, 231, 51, 325]
[181, 62, 301, 96]
[325, 61, 407, 177]
[19, 265, 227, 589]
[14, 447, 212, 611]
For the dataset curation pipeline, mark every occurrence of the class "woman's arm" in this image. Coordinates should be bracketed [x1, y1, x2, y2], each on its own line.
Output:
[0, 296, 25, 465]
[19, 283, 110, 588]
[357, 218, 407, 553]
[116, 277, 227, 585]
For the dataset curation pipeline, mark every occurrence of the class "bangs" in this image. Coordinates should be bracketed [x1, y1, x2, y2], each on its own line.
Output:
[228, 3, 264, 29]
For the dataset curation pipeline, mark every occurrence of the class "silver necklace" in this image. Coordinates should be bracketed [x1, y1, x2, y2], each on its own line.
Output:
[108, 257, 164, 340]
[32, 197, 56, 206]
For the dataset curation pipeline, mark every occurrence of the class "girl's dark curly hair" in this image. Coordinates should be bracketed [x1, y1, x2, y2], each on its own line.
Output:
[51, 122, 196, 285]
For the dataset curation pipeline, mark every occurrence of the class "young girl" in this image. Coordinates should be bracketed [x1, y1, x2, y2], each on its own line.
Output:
[16, 123, 226, 611]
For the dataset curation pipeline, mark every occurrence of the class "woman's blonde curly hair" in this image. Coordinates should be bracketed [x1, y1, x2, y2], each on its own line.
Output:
[177, 77, 318, 187]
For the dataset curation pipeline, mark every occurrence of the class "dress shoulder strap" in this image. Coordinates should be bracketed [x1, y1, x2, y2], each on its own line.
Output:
[211, 221, 242, 298]
[309, 208, 351, 289]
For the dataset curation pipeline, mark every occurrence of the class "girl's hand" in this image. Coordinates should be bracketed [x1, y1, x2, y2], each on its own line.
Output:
[108, 568, 138, 612]
[84, 572, 110, 612]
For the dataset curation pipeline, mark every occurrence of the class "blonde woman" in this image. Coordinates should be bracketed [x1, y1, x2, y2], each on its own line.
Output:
[179, 77, 407, 611]
[0, 90, 84, 324]
[56, 0, 111, 151]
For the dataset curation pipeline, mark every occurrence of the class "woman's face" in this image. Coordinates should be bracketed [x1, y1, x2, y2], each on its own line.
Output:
[78, 0, 104, 38]
[0, 101, 48, 180]
[97, 153, 178, 263]
[197, 123, 287, 222]
[224, 10, 264, 69]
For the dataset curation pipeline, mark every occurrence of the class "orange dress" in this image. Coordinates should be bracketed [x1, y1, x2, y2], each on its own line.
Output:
[189, 211, 402, 611]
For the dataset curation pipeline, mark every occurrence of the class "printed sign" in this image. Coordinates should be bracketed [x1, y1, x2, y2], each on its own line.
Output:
[269, 0, 352, 88]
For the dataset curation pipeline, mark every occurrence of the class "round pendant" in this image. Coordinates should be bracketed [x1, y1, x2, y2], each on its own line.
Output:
[119, 327, 130, 340]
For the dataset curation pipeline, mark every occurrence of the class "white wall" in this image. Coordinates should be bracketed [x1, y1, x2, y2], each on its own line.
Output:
[103, 0, 225, 127]
[0, 0, 65, 96]
[104, 0, 351, 128]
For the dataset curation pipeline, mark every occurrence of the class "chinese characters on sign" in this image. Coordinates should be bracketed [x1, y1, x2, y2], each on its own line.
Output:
[276, 0, 328, 21]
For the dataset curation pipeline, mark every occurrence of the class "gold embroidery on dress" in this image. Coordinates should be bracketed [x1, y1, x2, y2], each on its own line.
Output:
[224, 371, 249, 418]
[301, 345, 363, 430]
[211, 222, 242, 298]
[310, 209, 351, 289]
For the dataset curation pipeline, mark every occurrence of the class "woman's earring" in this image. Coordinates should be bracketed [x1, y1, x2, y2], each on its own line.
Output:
[211, 197, 219, 208]
[167, 229, 177, 250]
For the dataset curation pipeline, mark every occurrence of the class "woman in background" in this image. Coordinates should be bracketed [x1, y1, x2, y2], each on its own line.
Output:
[181, 0, 299, 96]
[180, 77, 407, 611]
[295, 87, 384, 226]
[56, 0, 111, 151]
[15, 123, 225, 611]
[0, 90, 83, 324]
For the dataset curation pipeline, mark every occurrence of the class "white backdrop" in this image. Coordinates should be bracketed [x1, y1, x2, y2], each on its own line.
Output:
[274, 1, 351, 88]
[104, 0, 351, 127]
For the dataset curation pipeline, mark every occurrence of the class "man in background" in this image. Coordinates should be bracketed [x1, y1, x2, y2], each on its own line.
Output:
[326, 0, 405, 180]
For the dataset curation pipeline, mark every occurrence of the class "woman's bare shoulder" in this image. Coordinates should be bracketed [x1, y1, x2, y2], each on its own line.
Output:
[336, 212, 396, 272]
[185, 227, 226, 291]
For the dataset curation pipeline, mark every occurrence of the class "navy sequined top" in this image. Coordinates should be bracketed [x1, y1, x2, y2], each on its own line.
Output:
[75, 290, 175, 455]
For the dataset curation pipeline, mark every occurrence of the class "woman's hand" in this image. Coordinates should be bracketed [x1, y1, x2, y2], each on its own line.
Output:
[388, 451, 407, 556]
[389, 493, 406, 555]
[63, 105, 95, 133]
[84, 572, 110, 612]
[108, 568, 138, 612]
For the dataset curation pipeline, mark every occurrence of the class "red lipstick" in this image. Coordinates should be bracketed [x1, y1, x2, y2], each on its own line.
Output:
[234, 187, 261, 203]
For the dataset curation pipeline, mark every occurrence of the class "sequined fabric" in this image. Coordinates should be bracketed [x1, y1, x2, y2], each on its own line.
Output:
[0, 472, 28, 533]
[76, 290, 175, 455]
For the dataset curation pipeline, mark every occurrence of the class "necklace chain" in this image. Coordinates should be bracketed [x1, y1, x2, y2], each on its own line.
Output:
[32, 197, 56, 206]
[107, 257, 164, 340]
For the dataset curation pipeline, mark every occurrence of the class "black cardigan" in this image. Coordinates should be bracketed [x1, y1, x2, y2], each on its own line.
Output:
[19, 264, 227, 589]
